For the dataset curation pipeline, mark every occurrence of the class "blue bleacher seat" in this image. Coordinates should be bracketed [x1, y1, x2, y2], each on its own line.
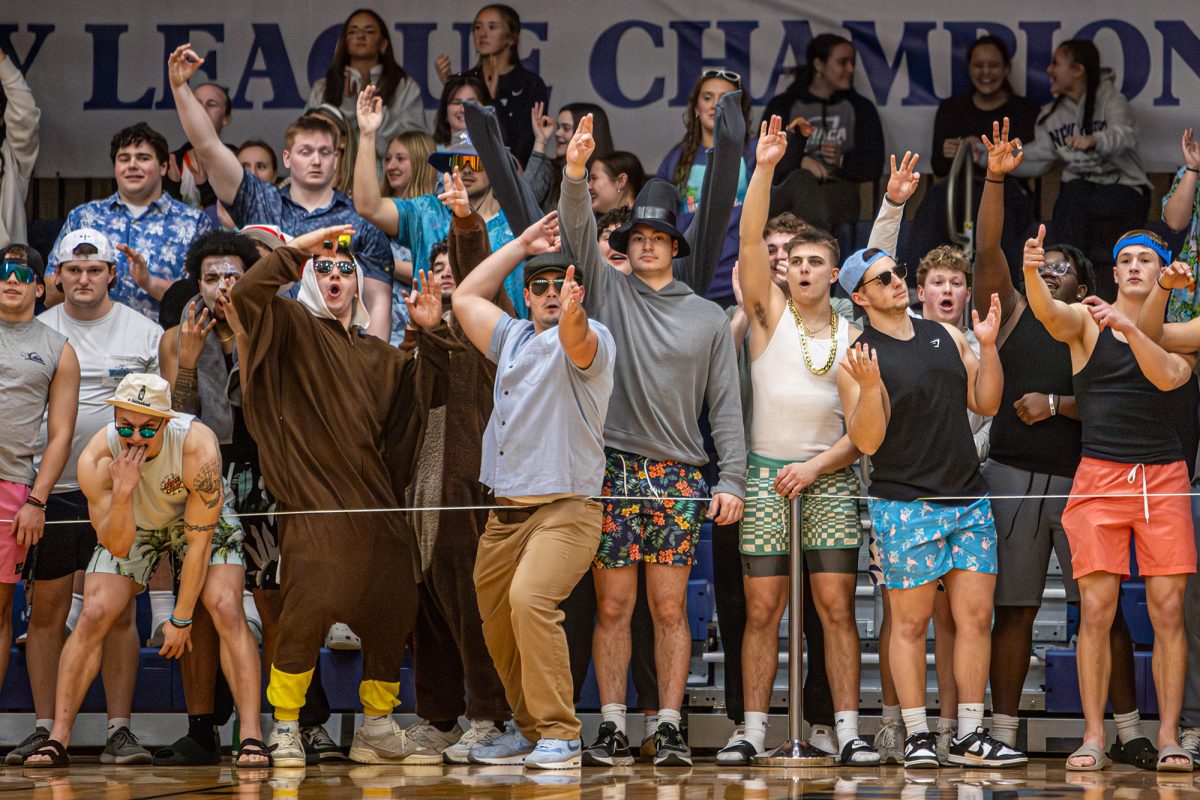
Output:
[686, 579, 713, 641]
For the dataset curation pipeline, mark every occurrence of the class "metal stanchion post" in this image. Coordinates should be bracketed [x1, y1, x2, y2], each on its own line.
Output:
[755, 496, 838, 766]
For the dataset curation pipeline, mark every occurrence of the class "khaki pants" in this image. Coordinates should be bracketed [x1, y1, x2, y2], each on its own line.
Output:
[474, 496, 601, 741]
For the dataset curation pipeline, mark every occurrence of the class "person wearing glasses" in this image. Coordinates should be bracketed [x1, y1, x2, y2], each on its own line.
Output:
[229, 224, 425, 767]
[763, 34, 885, 236]
[25, 373, 269, 768]
[836, 247, 1027, 769]
[657, 68, 753, 306]
[9, 231, 156, 768]
[449, 211, 615, 770]
[168, 44, 394, 343]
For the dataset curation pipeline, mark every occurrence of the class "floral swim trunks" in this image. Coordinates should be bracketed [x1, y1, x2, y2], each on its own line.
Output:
[595, 448, 709, 569]
[868, 496, 996, 590]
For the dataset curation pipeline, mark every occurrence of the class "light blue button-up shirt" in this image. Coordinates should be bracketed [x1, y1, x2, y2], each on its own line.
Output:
[481, 314, 615, 500]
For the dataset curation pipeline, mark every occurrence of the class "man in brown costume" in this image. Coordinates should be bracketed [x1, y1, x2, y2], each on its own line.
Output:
[230, 223, 420, 766]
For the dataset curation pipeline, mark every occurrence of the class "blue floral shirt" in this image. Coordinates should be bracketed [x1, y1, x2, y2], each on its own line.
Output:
[48, 193, 214, 321]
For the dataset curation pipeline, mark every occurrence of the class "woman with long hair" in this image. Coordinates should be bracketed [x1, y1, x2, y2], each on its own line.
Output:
[762, 34, 884, 233]
[656, 69, 753, 305]
[433, 73, 493, 148]
[381, 131, 437, 200]
[526, 102, 615, 209]
[1015, 39, 1151, 291]
[308, 9, 426, 157]
[434, 4, 548, 165]
[588, 151, 644, 214]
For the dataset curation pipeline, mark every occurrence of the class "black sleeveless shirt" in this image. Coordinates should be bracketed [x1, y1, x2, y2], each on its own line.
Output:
[858, 317, 987, 503]
[989, 306, 1082, 477]
[1072, 327, 1185, 465]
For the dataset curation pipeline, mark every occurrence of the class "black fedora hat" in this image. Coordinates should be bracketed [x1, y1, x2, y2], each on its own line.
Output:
[607, 178, 690, 258]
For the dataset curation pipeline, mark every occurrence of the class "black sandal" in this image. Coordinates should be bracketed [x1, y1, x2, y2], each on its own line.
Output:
[841, 737, 882, 765]
[1110, 736, 1159, 771]
[152, 734, 221, 766]
[235, 738, 272, 768]
[23, 739, 69, 768]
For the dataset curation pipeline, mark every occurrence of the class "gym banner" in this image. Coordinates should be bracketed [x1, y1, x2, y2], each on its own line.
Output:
[2, 1, 1198, 177]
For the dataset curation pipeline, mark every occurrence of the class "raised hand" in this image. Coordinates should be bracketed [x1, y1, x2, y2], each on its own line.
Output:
[1023, 224, 1047, 274]
[981, 117, 1024, 176]
[531, 101, 555, 147]
[518, 211, 561, 256]
[1158, 261, 1195, 291]
[755, 115, 788, 168]
[356, 86, 384, 136]
[290, 224, 356, 257]
[972, 292, 1002, 347]
[179, 303, 217, 368]
[117, 244, 152, 292]
[405, 269, 444, 330]
[841, 342, 881, 388]
[561, 264, 585, 318]
[110, 445, 148, 498]
[435, 53, 452, 85]
[437, 168, 471, 218]
[886, 151, 921, 204]
[1083, 296, 1133, 333]
[565, 114, 595, 171]
[167, 44, 204, 89]
[1183, 128, 1200, 171]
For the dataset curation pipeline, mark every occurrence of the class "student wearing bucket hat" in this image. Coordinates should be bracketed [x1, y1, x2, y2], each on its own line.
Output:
[26, 373, 268, 769]
[559, 116, 745, 768]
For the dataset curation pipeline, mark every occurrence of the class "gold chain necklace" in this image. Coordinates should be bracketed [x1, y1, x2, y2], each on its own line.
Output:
[788, 299, 837, 375]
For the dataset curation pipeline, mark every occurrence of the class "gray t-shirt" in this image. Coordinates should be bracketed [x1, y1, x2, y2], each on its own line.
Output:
[0, 318, 67, 486]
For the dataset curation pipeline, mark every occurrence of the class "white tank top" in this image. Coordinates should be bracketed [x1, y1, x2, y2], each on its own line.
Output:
[107, 415, 194, 531]
[750, 308, 850, 461]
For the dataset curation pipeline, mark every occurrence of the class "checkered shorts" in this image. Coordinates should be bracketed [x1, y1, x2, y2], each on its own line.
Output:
[739, 453, 861, 555]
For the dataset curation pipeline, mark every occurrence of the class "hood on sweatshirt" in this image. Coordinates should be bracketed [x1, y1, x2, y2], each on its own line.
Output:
[296, 255, 371, 332]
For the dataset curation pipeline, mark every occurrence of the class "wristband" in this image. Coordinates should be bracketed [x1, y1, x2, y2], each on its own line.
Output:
[1187, 167, 1200, 174]
[1048, 393, 1058, 417]
[169, 615, 193, 628]
[24, 495, 46, 510]
[985, 177, 1004, 184]
[1157, 276, 1171, 291]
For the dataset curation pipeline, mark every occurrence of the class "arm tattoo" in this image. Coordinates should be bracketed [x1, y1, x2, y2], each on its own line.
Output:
[193, 459, 223, 509]
[183, 520, 217, 535]
[173, 367, 201, 414]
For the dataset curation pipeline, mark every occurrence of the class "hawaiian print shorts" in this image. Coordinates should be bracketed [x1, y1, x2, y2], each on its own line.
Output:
[868, 496, 996, 590]
[740, 453, 862, 555]
[595, 448, 708, 569]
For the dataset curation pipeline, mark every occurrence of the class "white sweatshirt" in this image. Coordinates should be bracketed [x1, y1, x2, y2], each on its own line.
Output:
[0, 58, 39, 245]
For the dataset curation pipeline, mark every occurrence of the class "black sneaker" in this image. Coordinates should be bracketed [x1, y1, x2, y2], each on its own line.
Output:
[582, 721, 635, 767]
[301, 724, 349, 763]
[652, 722, 692, 767]
[947, 727, 1028, 768]
[5, 726, 49, 766]
[904, 731, 940, 769]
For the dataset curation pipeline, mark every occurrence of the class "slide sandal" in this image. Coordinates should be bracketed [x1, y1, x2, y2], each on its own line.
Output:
[1067, 742, 1110, 771]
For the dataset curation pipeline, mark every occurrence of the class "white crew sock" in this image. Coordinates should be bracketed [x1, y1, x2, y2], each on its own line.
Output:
[957, 703, 984, 736]
[65, 593, 84, 631]
[107, 717, 130, 736]
[149, 590, 174, 631]
[744, 711, 769, 749]
[835, 710, 860, 749]
[658, 708, 682, 730]
[601, 703, 627, 735]
[361, 715, 393, 736]
[882, 704, 902, 725]
[644, 715, 658, 741]
[901, 707, 929, 735]
[35, 718, 53, 731]
[991, 713, 1019, 747]
[1114, 710, 1145, 744]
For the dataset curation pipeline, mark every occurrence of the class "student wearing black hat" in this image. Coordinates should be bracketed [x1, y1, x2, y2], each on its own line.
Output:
[559, 116, 745, 767]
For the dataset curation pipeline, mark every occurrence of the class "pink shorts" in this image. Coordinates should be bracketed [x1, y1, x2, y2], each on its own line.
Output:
[1062, 458, 1197, 579]
[0, 480, 31, 584]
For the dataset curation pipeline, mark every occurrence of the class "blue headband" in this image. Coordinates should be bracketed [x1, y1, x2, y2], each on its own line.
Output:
[1112, 234, 1171, 265]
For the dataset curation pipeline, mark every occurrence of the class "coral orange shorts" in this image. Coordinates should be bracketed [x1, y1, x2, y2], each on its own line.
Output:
[1061, 457, 1196, 580]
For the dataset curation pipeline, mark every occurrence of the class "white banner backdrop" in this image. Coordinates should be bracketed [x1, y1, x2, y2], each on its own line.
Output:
[2, 2, 1198, 177]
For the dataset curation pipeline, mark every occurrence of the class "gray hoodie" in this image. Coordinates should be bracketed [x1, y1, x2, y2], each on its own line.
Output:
[558, 173, 747, 497]
[1015, 68, 1150, 189]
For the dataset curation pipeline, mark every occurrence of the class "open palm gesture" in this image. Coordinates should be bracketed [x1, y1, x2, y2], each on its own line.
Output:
[980, 117, 1024, 176]
[756, 115, 788, 168]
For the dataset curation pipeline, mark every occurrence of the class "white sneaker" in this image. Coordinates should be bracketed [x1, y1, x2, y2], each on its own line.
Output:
[809, 724, 838, 756]
[325, 623, 361, 651]
[405, 721, 462, 756]
[875, 719, 905, 765]
[444, 720, 503, 765]
[243, 590, 263, 644]
[268, 725, 306, 768]
[349, 718, 442, 765]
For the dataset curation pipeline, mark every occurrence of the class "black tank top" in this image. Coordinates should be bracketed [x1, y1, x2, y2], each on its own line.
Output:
[1072, 327, 1184, 464]
[858, 317, 987, 502]
[989, 306, 1082, 477]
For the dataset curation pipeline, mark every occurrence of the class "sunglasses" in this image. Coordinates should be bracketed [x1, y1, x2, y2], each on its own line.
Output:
[702, 68, 743, 85]
[312, 260, 356, 275]
[856, 264, 908, 290]
[528, 278, 566, 296]
[1038, 260, 1073, 277]
[1, 260, 36, 284]
[445, 153, 482, 172]
[116, 423, 161, 439]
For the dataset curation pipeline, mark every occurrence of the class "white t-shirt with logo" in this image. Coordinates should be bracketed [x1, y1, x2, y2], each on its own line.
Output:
[37, 302, 161, 491]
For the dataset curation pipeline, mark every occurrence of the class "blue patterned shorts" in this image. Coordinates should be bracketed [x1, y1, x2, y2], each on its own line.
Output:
[869, 497, 996, 590]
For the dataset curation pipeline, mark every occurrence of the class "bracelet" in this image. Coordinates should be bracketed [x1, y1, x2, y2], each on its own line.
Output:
[985, 177, 1004, 184]
[1157, 276, 1171, 290]
[24, 495, 46, 510]
[1187, 167, 1200, 174]
[169, 615, 193, 629]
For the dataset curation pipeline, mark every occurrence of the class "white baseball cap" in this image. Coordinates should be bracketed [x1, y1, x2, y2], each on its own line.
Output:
[54, 228, 117, 265]
[105, 373, 176, 419]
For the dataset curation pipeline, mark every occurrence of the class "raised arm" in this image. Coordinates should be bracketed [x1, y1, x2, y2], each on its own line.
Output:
[352, 87, 400, 236]
[1086, 297, 1195, 391]
[452, 211, 561, 355]
[0, 51, 39, 181]
[837, 343, 890, 456]
[168, 45, 245, 205]
[1138, 262, 1200, 353]
[960, 296, 1003, 416]
[1022, 224, 1087, 343]
[1163, 130, 1200, 233]
[867, 152, 921, 254]
[975, 118, 1025, 320]
[557, 265, 599, 369]
[558, 115, 609, 306]
[739, 116, 788, 334]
